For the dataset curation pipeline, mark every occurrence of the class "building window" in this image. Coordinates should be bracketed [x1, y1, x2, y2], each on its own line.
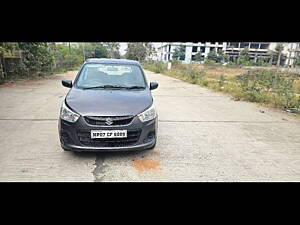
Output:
[210, 47, 216, 52]
[201, 47, 205, 53]
[228, 42, 239, 48]
[219, 42, 223, 45]
[260, 43, 269, 49]
[240, 42, 249, 48]
[250, 43, 259, 49]
[192, 46, 198, 52]
[168, 45, 171, 52]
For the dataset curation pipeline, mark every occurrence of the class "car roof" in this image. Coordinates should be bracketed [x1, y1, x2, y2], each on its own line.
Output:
[84, 58, 140, 65]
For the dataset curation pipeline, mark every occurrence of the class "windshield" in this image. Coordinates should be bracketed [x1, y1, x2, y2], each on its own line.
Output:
[76, 63, 147, 89]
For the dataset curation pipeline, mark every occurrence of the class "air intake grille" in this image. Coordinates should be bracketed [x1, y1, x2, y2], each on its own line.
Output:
[84, 115, 134, 126]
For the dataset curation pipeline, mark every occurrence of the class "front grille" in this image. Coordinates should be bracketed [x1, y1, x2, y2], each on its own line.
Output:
[84, 115, 134, 126]
[77, 129, 142, 147]
[61, 130, 74, 145]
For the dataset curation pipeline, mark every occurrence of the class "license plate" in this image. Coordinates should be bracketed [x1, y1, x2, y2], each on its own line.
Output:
[91, 130, 127, 139]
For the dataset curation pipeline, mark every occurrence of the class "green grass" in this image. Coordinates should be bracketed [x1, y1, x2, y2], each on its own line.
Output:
[144, 62, 300, 114]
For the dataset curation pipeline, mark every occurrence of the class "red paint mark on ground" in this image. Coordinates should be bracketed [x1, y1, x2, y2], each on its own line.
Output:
[132, 159, 160, 172]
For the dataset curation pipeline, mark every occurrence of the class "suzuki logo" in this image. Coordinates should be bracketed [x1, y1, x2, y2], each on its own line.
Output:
[105, 118, 113, 126]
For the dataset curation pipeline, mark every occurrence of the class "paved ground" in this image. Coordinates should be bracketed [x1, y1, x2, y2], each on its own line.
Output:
[0, 70, 300, 182]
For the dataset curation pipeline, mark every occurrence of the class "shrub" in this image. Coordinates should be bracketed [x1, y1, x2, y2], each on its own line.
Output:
[154, 62, 167, 73]
[63, 54, 83, 69]
[236, 69, 299, 111]
[201, 80, 209, 87]
[218, 74, 226, 87]
[204, 59, 217, 65]
[142, 61, 167, 73]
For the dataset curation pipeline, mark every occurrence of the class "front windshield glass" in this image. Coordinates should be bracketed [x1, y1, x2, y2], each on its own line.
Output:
[76, 63, 146, 89]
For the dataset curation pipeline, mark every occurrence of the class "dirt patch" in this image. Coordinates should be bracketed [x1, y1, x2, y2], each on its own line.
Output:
[0, 70, 77, 88]
[132, 159, 160, 172]
[0, 78, 46, 88]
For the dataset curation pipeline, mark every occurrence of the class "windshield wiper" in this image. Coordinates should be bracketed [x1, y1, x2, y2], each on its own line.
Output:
[125, 86, 145, 89]
[82, 85, 126, 90]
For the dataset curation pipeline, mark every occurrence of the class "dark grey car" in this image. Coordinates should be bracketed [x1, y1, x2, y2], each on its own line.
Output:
[58, 58, 158, 152]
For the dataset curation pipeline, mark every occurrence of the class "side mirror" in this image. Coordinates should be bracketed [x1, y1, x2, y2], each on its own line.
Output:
[150, 82, 158, 90]
[62, 80, 72, 88]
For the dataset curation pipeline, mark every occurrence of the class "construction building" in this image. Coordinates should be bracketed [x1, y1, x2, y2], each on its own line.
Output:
[270, 42, 300, 67]
[158, 42, 226, 63]
[225, 42, 270, 62]
[157, 42, 300, 67]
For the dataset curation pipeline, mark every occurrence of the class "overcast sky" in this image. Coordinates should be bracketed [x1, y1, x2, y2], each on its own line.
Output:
[119, 42, 162, 56]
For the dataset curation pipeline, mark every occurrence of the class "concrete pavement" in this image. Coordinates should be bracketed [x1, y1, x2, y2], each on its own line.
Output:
[0, 70, 300, 181]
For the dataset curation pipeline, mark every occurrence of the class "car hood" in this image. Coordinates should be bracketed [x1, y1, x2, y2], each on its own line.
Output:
[65, 88, 153, 116]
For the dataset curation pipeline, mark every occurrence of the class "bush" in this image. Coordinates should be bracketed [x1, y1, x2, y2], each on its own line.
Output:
[171, 59, 180, 66]
[63, 54, 83, 69]
[225, 62, 240, 68]
[170, 64, 206, 84]
[236, 70, 299, 111]
[142, 61, 167, 73]
[204, 59, 219, 69]
[218, 74, 226, 87]
[154, 62, 167, 73]
[204, 59, 217, 65]
[201, 80, 209, 87]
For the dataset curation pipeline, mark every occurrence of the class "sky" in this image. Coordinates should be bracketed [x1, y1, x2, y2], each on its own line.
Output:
[119, 42, 162, 56]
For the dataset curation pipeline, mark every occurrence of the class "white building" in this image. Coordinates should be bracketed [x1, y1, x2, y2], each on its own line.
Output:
[269, 42, 300, 67]
[225, 42, 271, 62]
[157, 42, 300, 67]
[158, 42, 226, 63]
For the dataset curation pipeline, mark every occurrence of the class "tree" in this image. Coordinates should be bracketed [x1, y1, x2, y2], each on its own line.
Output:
[0, 42, 18, 57]
[53, 43, 84, 68]
[256, 56, 266, 66]
[275, 43, 284, 67]
[194, 52, 203, 62]
[267, 43, 286, 67]
[83, 43, 108, 59]
[106, 42, 121, 59]
[237, 47, 250, 65]
[207, 50, 218, 62]
[172, 45, 186, 60]
[18, 42, 54, 72]
[217, 49, 227, 63]
[144, 42, 156, 60]
[125, 43, 148, 61]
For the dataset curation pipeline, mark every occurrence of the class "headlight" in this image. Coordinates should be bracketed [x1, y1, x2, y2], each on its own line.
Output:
[138, 103, 156, 122]
[60, 101, 80, 123]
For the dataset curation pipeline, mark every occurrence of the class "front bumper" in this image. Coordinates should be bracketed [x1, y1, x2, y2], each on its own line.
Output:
[58, 115, 157, 152]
